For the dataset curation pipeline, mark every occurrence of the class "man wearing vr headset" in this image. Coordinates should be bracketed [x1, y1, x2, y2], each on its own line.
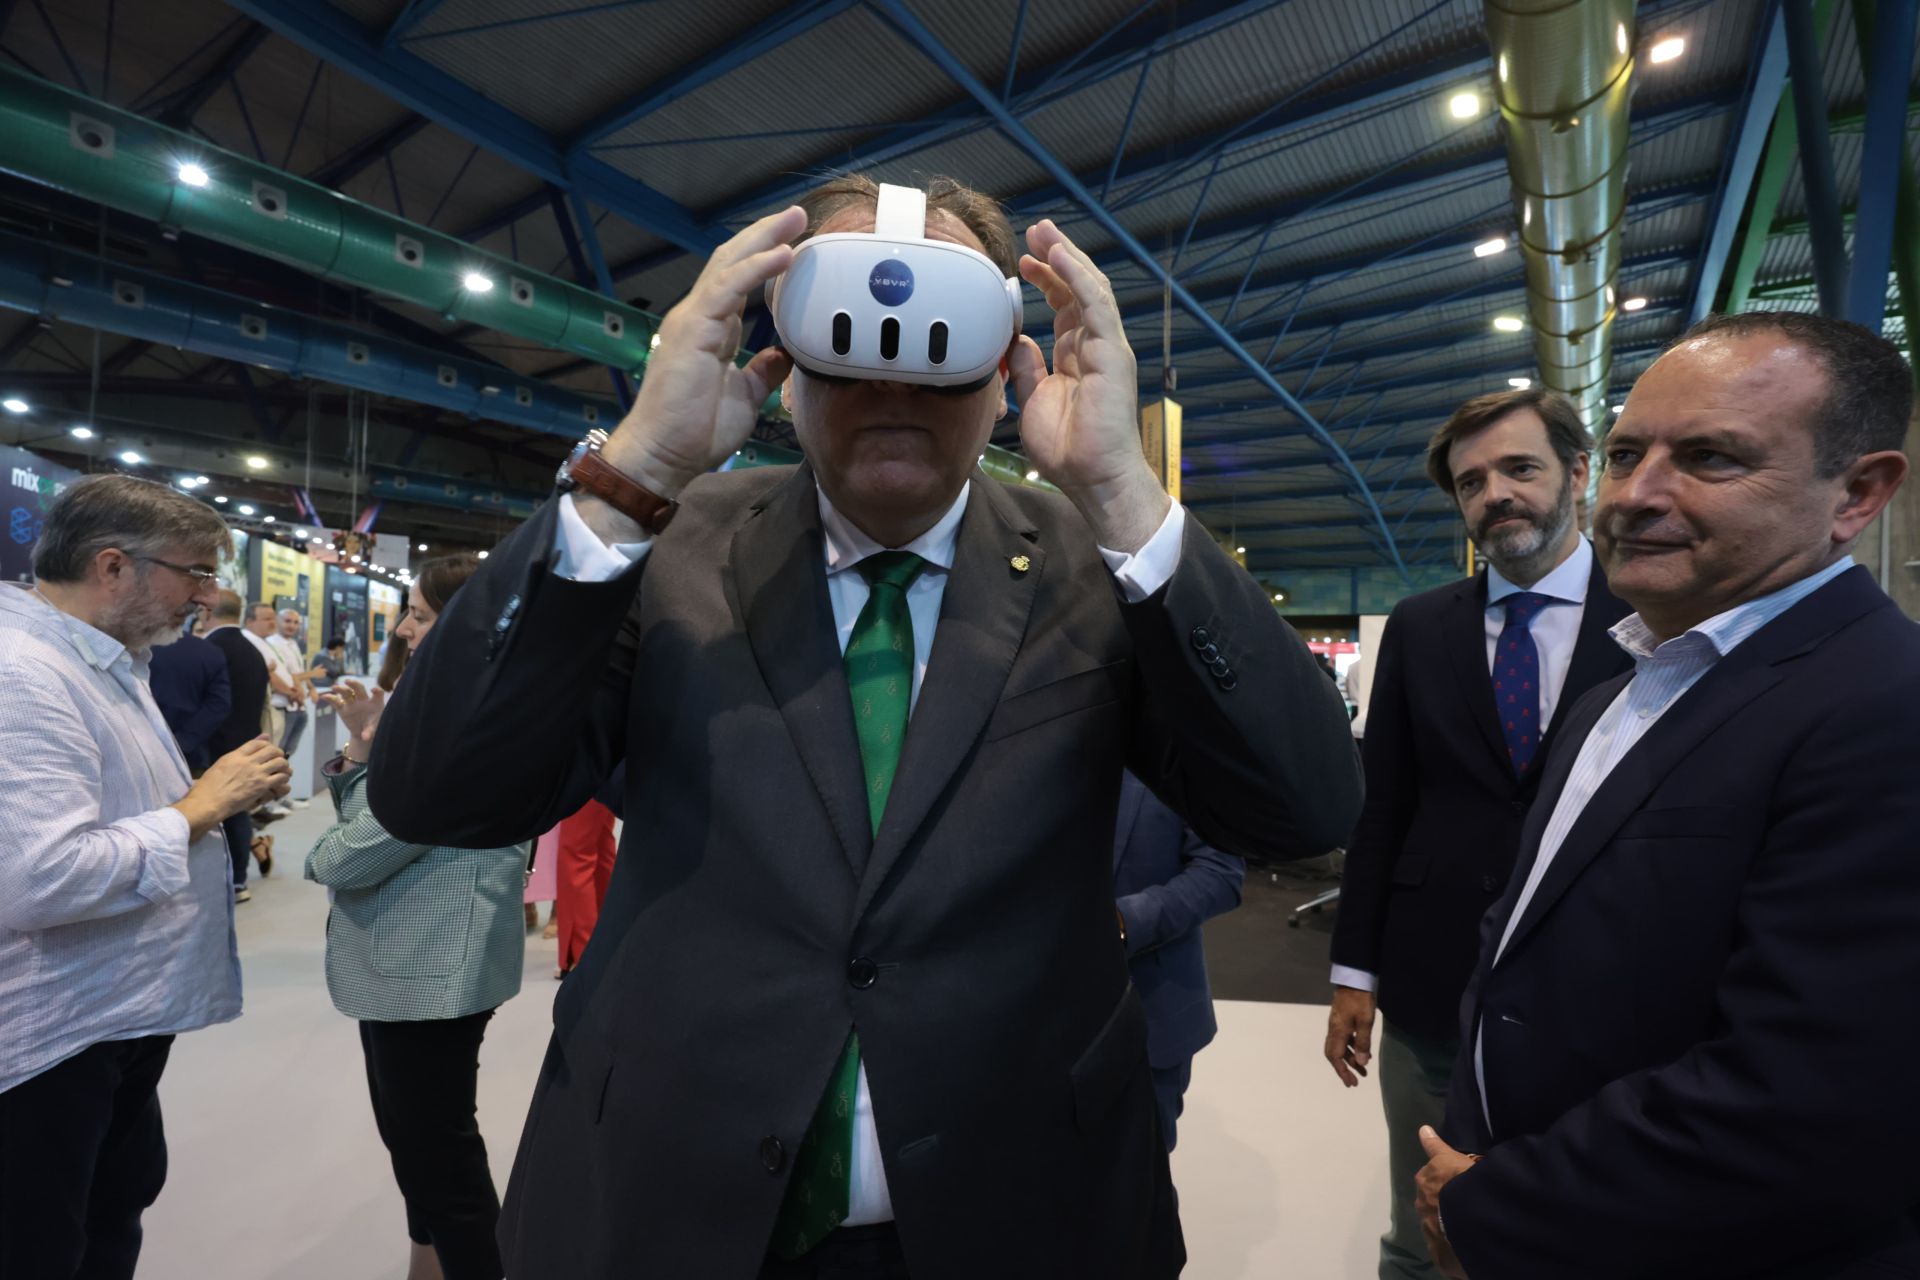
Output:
[369, 174, 1360, 1280]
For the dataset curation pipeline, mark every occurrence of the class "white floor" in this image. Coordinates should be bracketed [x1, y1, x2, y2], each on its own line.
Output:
[140, 804, 1390, 1279]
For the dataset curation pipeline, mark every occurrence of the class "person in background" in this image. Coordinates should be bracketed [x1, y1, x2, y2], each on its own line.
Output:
[307, 553, 526, 1280]
[148, 617, 232, 774]
[0, 475, 290, 1280]
[311, 635, 348, 688]
[1415, 313, 1919, 1279]
[242, 602, 293, 740]
[1113, 770, 1244, 1153]
[269, 608, 317, 758]
[552, 796, 618, 978]
[1324, 386, 1631, 1280]
[204, 591, 275, 889]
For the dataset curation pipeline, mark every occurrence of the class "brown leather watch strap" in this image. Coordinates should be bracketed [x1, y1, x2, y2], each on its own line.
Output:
[569, 448, 678, 534]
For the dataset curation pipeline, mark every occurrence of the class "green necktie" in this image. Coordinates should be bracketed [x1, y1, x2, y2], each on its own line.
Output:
[772, 550, 925, 1261]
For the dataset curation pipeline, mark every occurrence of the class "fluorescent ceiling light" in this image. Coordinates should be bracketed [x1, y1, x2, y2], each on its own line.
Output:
[1448, 91, 1481, 120]
[1649, 35, 1685, 63]
[176, 162, 210, 188]
[1492, 315, 1525, 332]
[1473, 236, 1508, 259]
[1621, 296, 1649, 312]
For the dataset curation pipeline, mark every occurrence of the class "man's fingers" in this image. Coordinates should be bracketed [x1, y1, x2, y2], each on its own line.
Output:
[1018, 254, 1073, 312]
[1419, 1125, 1453, 1160]
[1006, 334, 1047, 409]
[706, 205, 805, 276]
[695, 245, 797, 325]
[739, 346, 794, 406]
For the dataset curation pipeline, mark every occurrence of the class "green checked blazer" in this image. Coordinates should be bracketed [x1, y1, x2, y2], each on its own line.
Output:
[305, 759, 528, 1022]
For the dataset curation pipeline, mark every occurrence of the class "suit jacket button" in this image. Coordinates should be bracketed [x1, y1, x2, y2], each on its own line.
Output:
[1190, 626, 1211, 650]
[1219, 673, 1238, 691]
[1199, 642, 1221, 663]
[847, 957, 878, 989]
[1482, 873, 1501, 894]
[1209, 656, 1230, 677]
[760, 1136, 786, 1174]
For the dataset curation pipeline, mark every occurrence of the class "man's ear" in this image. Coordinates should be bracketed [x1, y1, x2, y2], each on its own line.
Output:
[995, 357, 1011, 422]
[1833, 449, 1910, 545]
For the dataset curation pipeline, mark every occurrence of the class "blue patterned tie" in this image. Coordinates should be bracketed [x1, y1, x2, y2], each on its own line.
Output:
[1495, 592, 1551, 776]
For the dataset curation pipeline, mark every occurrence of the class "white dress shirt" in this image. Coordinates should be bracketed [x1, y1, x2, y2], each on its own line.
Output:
[265, 633, 306, 709]
[553, 479, 1186, 1225]
[1473, 556, 1857, 1128]
[0, 584, 241, 1094]
[1329, 539, 1593, 994]
[241, 628, 286, 706]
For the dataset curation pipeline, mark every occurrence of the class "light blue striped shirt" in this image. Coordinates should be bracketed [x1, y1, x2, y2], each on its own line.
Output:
[0, 584, 241, 1094]
[1476, 556, 1857, 1122]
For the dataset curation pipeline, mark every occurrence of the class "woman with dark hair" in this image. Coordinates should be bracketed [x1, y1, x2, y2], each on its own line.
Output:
[305, 554, 524, 1280]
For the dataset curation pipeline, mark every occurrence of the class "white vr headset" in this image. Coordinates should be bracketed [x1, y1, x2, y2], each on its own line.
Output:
[767, 183, 1023, 393]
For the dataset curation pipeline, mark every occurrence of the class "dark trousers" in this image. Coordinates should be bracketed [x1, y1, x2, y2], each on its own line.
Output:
[0, 1035, 174, 1280]
[359, 1011, 504, 1280]
[760, 1223, 910, 1280]
[1149, 1059, 1194, 1154]
[222, 809, 252, 888]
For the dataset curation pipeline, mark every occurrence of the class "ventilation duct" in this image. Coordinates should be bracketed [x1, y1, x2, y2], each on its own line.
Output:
[1484, 0, 1635, 434]
[0, 66, 659, 374]
[0, 229, 616, 437]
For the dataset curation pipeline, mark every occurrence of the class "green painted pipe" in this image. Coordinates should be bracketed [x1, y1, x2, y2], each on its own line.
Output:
[0, 65, 660, 373]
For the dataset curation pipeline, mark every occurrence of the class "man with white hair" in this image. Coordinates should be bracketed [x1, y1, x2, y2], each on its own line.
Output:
[0, 473, 291, 1279]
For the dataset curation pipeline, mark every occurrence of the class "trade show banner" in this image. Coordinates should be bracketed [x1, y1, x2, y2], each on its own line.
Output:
[326, 571, 370, 676]
[2, 445, 80, 583]
[367, 580, 401, 674]
[254, 538, 325, 658]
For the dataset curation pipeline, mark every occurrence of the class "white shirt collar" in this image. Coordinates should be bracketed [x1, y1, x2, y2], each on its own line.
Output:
[1486, 535, 1593, 607]
[1610, 555, 1856, 663]
[818, 480, 971, 577]
[2, 580, 130, 671]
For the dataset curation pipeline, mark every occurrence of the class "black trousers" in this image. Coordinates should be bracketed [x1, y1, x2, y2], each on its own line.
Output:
[222, 809, 252, 887]
[759, 1223, 910, 1280]
[0, 1035, 174, 1280]
[359, 1010, 504, 1280]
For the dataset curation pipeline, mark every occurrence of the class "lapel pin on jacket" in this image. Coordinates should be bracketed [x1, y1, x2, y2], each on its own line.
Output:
[1010, 555, 1031, 574]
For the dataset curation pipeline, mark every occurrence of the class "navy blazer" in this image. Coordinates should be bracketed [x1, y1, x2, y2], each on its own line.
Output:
[203, 624, 269, 761]
[1439, 568, 1920, 1280]
[1114, 770, 1245, 1069]
[147, 633, 231, 771]
[1330, 552, 1631, 1042]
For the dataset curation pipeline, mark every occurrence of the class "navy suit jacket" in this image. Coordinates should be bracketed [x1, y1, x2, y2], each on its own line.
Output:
[1439, 567, 1920, 1279]
[147, 633, 231, 771]
[1114, 770, 1245, 1069]
[204, 625, 269, 762]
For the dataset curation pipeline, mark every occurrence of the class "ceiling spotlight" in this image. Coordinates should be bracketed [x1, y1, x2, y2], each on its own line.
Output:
[477, 550, 489, 560]
[1236, 546, 1247, 554]
[69, 425, 93, 439]
[194, 474, 210, 485]
[649, 333, 662, 351]
[1508, 376, 1532, 389]
[416, 542, 428, 551]
[349, 554, 361, 564]
[176, 162, 210, 188]
[461, 271, 495, 293]
[214, 495, 229, 504]
[1275, 592, 1286, 602]
[119, 450, 143, 465]
[244, 455, 269, 470]
[262, 515, 275, 523]
[237, 504, 256, 515]
[1, 397, 27, 414]
[1024, 469, 1040, 482]
[1472, 236, 1508, 259]
[1649, 35, 1685, 63]
[1492, 315, 1525, 333]
[177, 476, 199, 489]
[1611, 403, 1626, 415]
[1448, 91, 1481, 120]
[1621, 296, 1649, 312]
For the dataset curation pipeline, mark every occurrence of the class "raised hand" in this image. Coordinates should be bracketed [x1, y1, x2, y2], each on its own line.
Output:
[602, 206, 806, 503]
[1007, 219, 1168, 553]
[320, 678, 386, 750]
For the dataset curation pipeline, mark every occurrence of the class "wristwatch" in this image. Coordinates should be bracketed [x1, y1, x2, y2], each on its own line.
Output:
[555, 429, 679, 535]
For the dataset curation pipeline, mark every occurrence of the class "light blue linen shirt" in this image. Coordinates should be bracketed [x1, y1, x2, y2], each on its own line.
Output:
[0, 583, 241, 1094]
[1474, 555, 1858, 1125]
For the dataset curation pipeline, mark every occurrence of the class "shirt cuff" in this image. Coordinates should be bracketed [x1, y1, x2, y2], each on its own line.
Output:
[130, 806, 194, 904]
[1329, 964, 1378, 993]
[1097, 503, 1186, 604]
[553, 492, 653, 583]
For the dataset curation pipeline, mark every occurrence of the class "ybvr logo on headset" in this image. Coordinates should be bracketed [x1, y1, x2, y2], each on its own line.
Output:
[868, 259, 915, 307]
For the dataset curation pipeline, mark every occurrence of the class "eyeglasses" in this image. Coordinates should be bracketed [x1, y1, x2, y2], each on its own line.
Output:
[136, 555, 220, 585]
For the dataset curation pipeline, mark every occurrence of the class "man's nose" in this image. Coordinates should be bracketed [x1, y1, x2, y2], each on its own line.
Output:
[1599, 450, 1674, 523]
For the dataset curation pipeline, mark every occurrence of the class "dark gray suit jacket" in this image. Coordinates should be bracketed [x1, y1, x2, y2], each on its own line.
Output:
[1113, 770, 1243, 1069]
[369, 463, 1360, 1280]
